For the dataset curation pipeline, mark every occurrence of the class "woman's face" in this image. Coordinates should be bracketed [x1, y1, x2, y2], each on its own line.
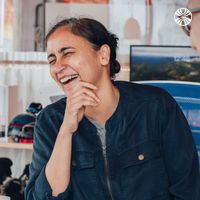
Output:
[47, 26, 105, 94]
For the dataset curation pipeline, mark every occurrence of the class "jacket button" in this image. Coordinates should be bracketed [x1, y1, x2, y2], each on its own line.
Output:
[72, 160, 77, 166]
[138, 154, 144, 161]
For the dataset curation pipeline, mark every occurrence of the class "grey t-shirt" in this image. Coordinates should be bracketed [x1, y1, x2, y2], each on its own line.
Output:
[87, 117, 106, 146]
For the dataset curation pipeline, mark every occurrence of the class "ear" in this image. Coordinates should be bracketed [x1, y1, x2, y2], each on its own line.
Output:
[99, 44, 110, 66]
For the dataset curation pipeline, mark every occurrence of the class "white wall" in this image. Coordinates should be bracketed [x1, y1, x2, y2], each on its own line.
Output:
[45, 3, 109, 34]
[13, 0, 43, 51]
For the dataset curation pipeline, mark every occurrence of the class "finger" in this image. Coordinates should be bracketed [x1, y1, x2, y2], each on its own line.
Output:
[68, 93, 98, 107]
[73, 99, 98, 110]
[80, 81, 97, 90]
[70, 87, 100, 103]
[70, 100, 98, 116]
[68, 81, 97, 96]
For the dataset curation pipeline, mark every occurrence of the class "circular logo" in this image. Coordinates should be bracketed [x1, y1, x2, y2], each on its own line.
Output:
[174, 8, 192, 26]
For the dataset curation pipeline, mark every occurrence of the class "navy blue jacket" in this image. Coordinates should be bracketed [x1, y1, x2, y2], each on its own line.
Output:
[25, 81, 200, 200]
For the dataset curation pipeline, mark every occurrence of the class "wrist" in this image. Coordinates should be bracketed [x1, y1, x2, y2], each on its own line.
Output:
[59, 123, 74, 137]
[187, 0, 200, 10]
[189, 7, 200, 14]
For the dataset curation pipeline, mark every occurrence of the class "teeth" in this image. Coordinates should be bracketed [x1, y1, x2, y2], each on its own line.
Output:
[60, 76, 69, 83]
[60, 74, 79, 84]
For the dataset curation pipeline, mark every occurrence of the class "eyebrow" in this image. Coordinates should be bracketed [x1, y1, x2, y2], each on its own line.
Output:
[58, 46, 75, 54]
[47, 46, 75, 60]
[47, 54, 55, 60]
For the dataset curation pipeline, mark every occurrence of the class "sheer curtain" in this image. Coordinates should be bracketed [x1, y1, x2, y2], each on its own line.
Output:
[0, 52, 63, 177]
[0, 52, 61, 116]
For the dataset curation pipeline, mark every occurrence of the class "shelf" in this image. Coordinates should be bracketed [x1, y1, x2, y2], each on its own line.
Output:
[0, 142, 33, 150]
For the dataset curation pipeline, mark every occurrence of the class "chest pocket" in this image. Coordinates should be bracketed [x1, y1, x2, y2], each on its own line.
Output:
[71, 151, 94, 170]
[119, 139, 168, 199]
[71, 151, 104, 198]
[120, 139, 161, 168]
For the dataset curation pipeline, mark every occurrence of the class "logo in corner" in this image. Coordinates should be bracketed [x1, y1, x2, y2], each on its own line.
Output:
[174, 8, 192, 26]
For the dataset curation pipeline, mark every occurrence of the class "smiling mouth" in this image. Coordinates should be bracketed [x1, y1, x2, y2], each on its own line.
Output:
[60, 74, 79, 85]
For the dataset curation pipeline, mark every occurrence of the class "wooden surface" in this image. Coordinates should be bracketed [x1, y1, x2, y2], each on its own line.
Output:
[0, 142, 33, 150]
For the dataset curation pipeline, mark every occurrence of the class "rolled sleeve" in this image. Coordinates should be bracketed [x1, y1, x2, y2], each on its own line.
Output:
[34, 167, 71, 200]
[25, 109, 72, 200]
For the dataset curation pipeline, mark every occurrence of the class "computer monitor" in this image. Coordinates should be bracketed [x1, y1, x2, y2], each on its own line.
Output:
[130, 45, 200, 82]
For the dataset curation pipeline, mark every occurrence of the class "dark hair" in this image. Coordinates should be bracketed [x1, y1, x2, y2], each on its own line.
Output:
[46, 18, 121, 78]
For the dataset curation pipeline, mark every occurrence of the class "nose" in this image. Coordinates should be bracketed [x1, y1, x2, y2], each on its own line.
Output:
[53, 59, 67, 74]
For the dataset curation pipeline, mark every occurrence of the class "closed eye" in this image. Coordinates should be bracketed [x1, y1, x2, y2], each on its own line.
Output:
[48, 57, 56, 65]
[48, 59, 56, 65]
[47, 53, 56, 65]
[58, 47, 75, 58]
[63, 51, 74, 57]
